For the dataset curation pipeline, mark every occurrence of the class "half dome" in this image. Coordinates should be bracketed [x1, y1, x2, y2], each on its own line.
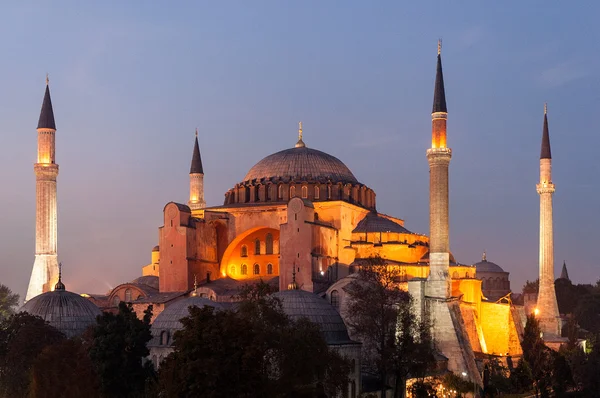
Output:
[244, 146, 358, 184]
[20, 290, 101, 338]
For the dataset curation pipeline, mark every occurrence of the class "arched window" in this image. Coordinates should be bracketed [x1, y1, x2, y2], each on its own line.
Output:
[267, 263, 273, 275]
[290, 186, 296, 197]
[265, 233, 273, 254]
[112, 296, 120, 307]
[314, 186, 320, 199]
[253, 264, 260, 275]
[301, 186, 308, 198]
[331, 290, 340, 310]
[452, 271, 459, 279]
[152, 355, 158, 370]
[160, 330, 169, 346]
[255, 239, 261, 255]
[241, 264, 248, 275]
[229, 265, 236, 275]
[241, 245, 248, 257]
[465, 272, 470, 279]
[125, 288, 132, 302]
[278, 185, 284, 199]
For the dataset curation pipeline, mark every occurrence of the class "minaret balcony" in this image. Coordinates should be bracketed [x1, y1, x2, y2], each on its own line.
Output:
[536, 183, 555, 194]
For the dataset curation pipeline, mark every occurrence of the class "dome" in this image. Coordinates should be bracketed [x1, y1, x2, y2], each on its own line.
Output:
[273, 289, 352, 344]
[243, 146, 358, 184]
[475, 260, 505, 273]
[131, 275, 159, 290]
[150, 296, 223, 346]
[20, 290, 102, 338]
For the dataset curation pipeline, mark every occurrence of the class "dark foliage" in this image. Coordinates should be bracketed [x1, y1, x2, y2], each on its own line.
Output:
[0, 284, 19, 321]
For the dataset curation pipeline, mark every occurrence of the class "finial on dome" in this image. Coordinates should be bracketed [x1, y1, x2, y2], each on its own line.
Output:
[482, 250, 487, 262]
[45, 73, 49, 85]
[544, 102, 547, 115]
[438, 39, 442, 55]
[191, 274, 198, 296]
[287, 266, 299, 290]
[54, 262, 65, 291]
[195, 127, 198, 138]
[295, 121, 306, 148]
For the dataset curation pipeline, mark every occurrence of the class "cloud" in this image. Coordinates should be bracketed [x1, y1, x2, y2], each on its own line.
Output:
[538, 60, 588, 88]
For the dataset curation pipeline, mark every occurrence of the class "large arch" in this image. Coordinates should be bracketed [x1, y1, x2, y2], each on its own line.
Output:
[219, 227, 280, 279]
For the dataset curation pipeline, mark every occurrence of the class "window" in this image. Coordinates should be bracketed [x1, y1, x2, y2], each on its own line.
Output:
[254, 264, 260, 275]
[160, 331, 169, 346]
[255, 239, 261, 255]
[241, 245, 248, 257]
[301, 186, 308, 198]
[452, 271, 459, 279]
[125, 288, 132, 302]
[331, 290, 340, 310]
[112, 296, 120, 307]
[314, 186, 320, 199]
[465, 272, 470, 279]
[290, 186, 296, 197]
[265, 233, 273, 254]
[267, 263, 273, 275]
[241, 264, 248, 275]
[229, 265, 236, 275]
[152, 355, 158, 370]
[278, 185, 283, 199]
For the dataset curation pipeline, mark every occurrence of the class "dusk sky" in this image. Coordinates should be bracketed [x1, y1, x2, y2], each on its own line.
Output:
[1, 2, 598, 300]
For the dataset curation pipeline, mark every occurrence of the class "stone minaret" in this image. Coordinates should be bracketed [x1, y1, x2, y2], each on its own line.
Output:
[536, 104, 561, 336]
[188, 129, 206, 211]
[26, 76, 59, 301]
[426, 40, 452, 298]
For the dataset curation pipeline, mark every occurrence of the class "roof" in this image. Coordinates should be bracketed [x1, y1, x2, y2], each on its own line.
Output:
[352, 211, 412, 234]
[20, 290, 101, 338]
[273, 289, 354, 344]
[38, 83, 56, 130]
[541, 108, 551, 159]
[475, 259, 506, 273]
[134, 291, 187, 304]
[149, 296, 223, 346]
[243, 146, 358, 184]
[560, 261, 570, 280]
[190, 135, 204, 174]
[432, 50, 447, 113]
[131, 275, 159, 290]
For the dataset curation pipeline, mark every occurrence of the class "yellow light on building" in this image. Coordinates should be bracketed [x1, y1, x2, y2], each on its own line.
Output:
[534, 308, 540, 316]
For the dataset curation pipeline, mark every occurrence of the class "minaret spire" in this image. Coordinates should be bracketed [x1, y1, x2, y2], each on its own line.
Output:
[27, 77, 60, 300]
[295, 121, 305, 148]
[426, 40, 452, 298]
[560, 261, 570, 281]
[188, 129, 206, 211]
[536, 104, 561, 337]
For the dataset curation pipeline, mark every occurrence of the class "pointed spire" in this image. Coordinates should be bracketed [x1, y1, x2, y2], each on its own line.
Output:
[560, 261, 570, 281]
[432, 39, 447, 113]
[287, 266, 299, 290]
[37, 76, 56, 130]
[191, 274, 198, 296]
[295, 121, 306, 148]
[482, 250, 487, 262]
[541, 103, 552, 159]
[190, 129, 204, 174]
[54, 262, 65, 291]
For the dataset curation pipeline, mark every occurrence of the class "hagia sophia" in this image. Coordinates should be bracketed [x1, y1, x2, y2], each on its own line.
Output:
[19, 42, 564, 395]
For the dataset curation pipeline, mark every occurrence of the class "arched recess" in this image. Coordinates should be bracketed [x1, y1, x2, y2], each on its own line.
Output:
[220, 227, 280, 279]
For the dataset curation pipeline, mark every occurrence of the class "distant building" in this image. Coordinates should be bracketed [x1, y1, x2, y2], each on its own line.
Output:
[475, 252, 511, 301]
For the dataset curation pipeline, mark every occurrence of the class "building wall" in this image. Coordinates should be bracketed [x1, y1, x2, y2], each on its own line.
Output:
[221, 228, 280, 279]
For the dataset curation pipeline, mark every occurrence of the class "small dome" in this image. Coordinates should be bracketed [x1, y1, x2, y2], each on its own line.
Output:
[475, 260, 505, 273]
[131, 275, 159, 290]
[150, 296, 223, 346]
[353, 211, 413, 234]
[273, 289, 352, 344]
[152, 245, 160, 252]
[244, 146, 358, 184]
[20, 290, 101, 338]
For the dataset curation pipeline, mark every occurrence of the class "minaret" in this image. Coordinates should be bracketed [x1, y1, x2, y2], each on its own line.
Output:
[536, 103, 561, 336]
[26, 76, 59, 301]
[560, 261, 570, 281]
[426, 40, 452, 298]
[188, 129, 206, 211]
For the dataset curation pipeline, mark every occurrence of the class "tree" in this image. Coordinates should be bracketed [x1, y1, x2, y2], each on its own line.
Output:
[345, 256, 435, 398]
[0, 284, 19, 321]
[156, 285, 350, 397]
[29, 338, 100, 398]
[88, 302, 154, 398]
[0, 312, 64, 397]
[521, 315, 552, 397]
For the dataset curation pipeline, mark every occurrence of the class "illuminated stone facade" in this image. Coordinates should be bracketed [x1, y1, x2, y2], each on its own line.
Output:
[26, 80, 59, 301]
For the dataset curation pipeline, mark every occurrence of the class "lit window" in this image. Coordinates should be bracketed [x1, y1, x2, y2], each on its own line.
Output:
[241, 264, 248, 275]
[112, 296, 120, 307]
[331, 290, 340, 310]
[267, 263, 273, 275]
[266, 233, 273, 255]
[125, 288, 132, 302]
[229, 265, 236, 275]
[301, 186, 308, 198]
[314, 186, 320, 199]
[278, 185, 283, 199]
[254, 264, 260, 275]
[255, 239, 261, 255]
[160, 331, 169, 346]
[452, 271, 459, 279]
[290, 186, 296, 197]
[241, 245, 248, 257]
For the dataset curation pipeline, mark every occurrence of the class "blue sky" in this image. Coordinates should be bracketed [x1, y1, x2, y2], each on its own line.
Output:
[0, 1, 598, 299]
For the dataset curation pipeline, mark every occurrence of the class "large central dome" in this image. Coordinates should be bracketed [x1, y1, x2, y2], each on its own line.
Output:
[243, 146, 358, 184]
